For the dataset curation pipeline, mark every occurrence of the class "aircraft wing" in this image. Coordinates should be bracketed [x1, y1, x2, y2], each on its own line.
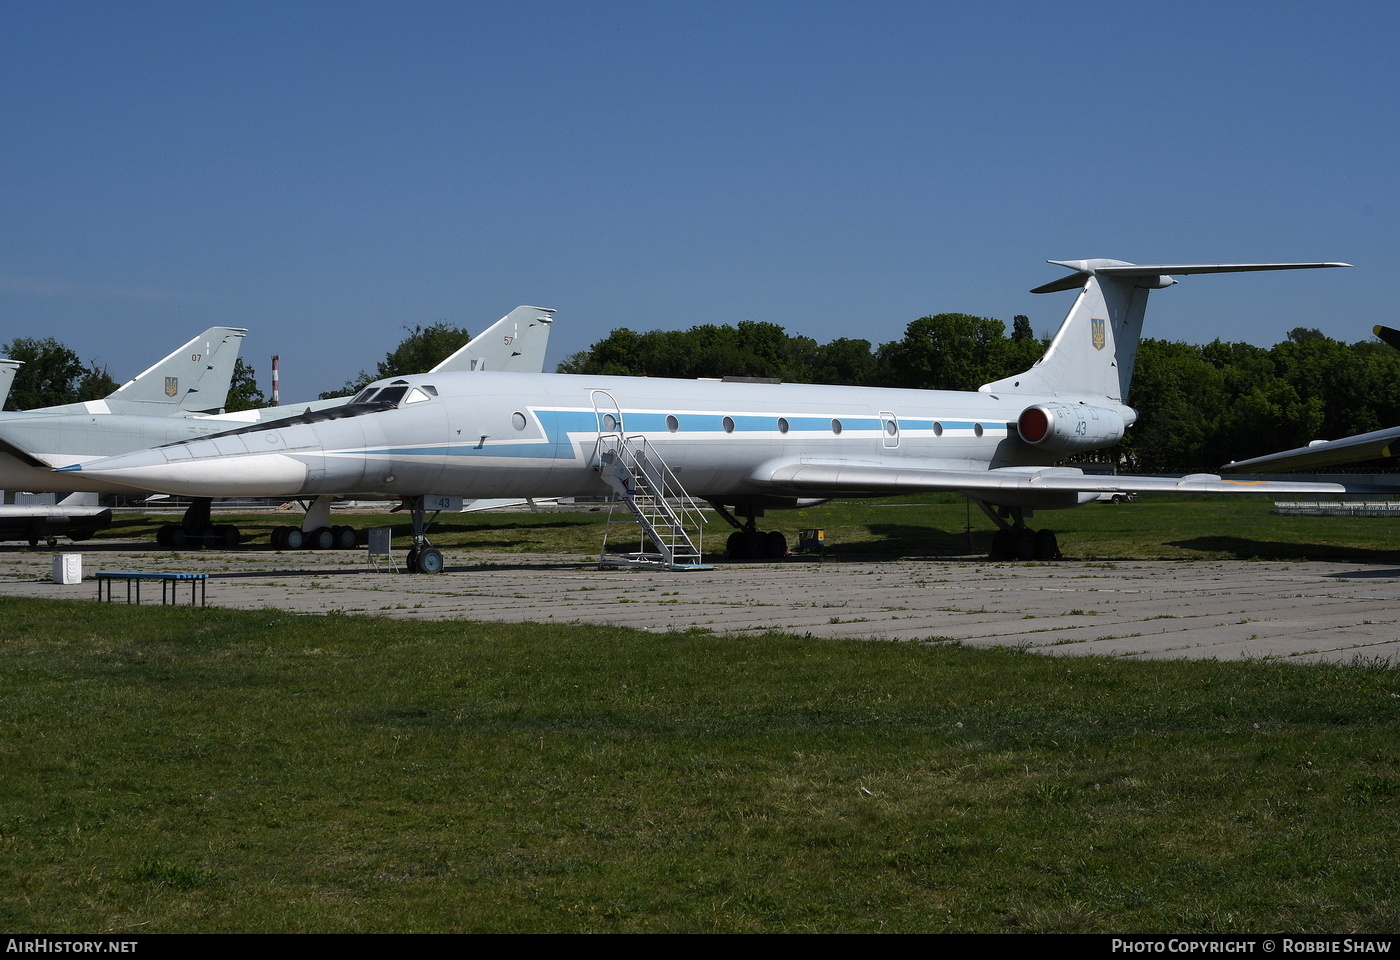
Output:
[1221, 426, 1400, 473]
[761, 462, 1386, 501]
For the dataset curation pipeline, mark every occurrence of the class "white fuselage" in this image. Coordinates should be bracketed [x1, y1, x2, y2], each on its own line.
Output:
[62, 371, 1132, 506]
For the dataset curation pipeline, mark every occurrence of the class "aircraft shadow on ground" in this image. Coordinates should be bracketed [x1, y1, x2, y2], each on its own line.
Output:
[808, 523, 985, 560]
[1167, 536, 1400, 565]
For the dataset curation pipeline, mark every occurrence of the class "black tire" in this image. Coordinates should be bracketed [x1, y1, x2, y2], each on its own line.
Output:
[990, 528, 1014, 561]
[218, 525, 240, 548]
[726, 531, 745, 559]
[309, 526, 335, 550]
[1034, 529, 1060, 561]
[1015, 530, 1036, 561]
[417, 547, 445, 574]
[283, 527, 305, 550]
[739, 532, 765, 560]
[334, 526, 358, 550]
[405, 547, 420, 573]
[764, 530, 788, 559]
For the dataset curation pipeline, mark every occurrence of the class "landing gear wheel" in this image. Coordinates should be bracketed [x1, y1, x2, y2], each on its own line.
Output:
[1034, 529, 1060, 561]
[726, 531, 745, 559]
[309, 526, 335, 550]
[990, 528, 1014, 561]
[1015, 529, 1037, 561]
[417, 546, 444, 574]
[334, 526, 358, 550]
[157, 523, 177, 547]
[405, 547, 420, 573]
[764, 530, 788, 559]
[46, 537, 57, 548]
[739, 531, 765, 560]
[217, 525, 240, 548]
[283, 527, 305, 550]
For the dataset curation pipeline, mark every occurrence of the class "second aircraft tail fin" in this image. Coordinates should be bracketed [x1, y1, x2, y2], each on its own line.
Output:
[432, 306, 555, 374]
[981, 260, 1351, 404]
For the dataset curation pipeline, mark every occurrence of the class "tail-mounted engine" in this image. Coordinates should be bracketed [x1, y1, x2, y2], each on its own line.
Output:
[1016, 403, 1128, 455]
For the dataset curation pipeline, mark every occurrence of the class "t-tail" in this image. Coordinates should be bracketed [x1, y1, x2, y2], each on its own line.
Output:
[980, 260, 1352, 404]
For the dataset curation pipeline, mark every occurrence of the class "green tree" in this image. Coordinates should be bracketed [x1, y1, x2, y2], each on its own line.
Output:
[3, 337, 88, 410]
[224, 358, 267, 413]
[321, 321, 472, 399]
[77, 363, 119, 401]
[879, 313, 1012, 391]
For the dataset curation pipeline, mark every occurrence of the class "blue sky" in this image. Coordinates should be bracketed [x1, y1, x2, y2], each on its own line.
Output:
[2, 0, 1396, 399]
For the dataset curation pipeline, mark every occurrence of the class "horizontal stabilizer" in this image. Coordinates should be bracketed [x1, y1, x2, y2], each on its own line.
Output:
[1032, 260, 1351, 294]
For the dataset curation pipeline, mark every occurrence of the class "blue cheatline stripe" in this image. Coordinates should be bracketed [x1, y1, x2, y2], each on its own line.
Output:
[338, 407, 1010, 462]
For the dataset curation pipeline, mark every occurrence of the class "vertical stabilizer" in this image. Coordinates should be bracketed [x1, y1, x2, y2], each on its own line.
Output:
[432, 306, 555, 374]
[0, 359, 22, 410]
[980, 260, 1351, 404]
[32, 327, 249, 416]
[103, 327, 249, 415]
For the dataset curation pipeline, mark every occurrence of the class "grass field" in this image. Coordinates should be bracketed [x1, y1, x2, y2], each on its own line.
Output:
[2, 590, 1399, 933]
[6, 496, 1399, 932]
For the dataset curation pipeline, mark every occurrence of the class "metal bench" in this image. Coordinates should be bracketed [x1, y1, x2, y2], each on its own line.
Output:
[96, 572, 208, 606]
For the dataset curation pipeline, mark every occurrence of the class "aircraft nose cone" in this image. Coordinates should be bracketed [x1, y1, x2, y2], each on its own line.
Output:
[64, 447, 310, 497]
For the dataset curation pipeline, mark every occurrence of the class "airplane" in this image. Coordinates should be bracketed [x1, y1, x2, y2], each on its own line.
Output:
[1223, 325, 1400, 474]
[54, 260, 1372, 572]
[0, 306, 554, 548]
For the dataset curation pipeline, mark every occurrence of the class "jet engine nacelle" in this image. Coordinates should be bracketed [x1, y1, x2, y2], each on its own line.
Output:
[1017, 403, 1127, 454]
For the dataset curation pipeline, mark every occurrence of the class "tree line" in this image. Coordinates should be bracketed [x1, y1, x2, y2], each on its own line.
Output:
[559, 317, 1400, 474]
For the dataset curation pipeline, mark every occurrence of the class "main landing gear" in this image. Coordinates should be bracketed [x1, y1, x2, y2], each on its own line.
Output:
[976, 501, 1062, 561]
[270, 525, 358, 550]
[711, 501, 788, 561]
[269, 495, 359, 551]
[397, 495, 445, 574]
[156, 497, 241, 549]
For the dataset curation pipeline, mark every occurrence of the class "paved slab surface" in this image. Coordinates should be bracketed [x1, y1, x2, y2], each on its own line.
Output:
[1, 543, 1398, 665]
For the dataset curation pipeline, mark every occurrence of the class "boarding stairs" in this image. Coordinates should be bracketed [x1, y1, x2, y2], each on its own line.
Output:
[597, 434, 711, 570]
